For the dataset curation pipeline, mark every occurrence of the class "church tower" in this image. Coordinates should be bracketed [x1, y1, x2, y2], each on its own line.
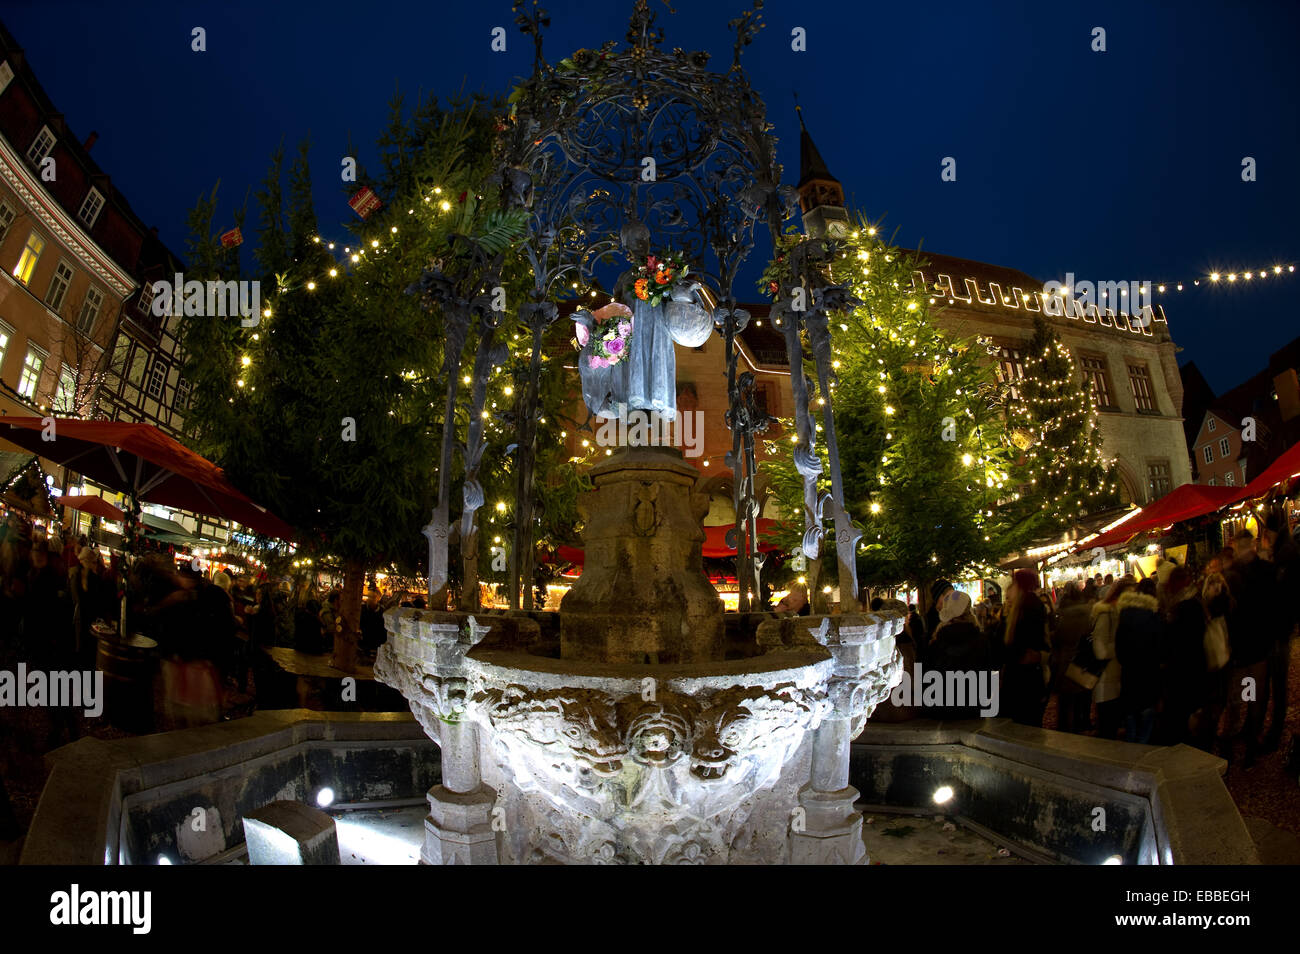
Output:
[795, 105, 850, 238]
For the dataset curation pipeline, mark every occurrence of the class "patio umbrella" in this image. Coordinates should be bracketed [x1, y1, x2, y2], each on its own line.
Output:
[55, 494, 125, 522]
[0, 417, 293, 539]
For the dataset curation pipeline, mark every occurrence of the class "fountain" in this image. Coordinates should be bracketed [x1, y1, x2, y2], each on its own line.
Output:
[374, 2, 910, 863]
[374, 446, 903, 864]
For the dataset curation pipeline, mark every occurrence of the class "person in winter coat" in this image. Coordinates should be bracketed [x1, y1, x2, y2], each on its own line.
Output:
[1003, 569, 1050, 727]
[924, 590, 996, 719]
[1090, 578, 1134, 739]
[1158, 565, 1207, 746]
[1195, 570, 1233, 752]
[1222, 530, 1280, 767]
[1050, 581, 1095, 733]
[1115, 578, 1162, 744]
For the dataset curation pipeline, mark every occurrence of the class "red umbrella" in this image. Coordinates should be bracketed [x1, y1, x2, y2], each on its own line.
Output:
[0, 417, 293, 539]
[55, 493, 125, 522]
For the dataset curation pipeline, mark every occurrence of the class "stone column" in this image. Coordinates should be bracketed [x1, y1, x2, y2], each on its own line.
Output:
[791, 613, 899, 865]
[423, 719, 499, 865]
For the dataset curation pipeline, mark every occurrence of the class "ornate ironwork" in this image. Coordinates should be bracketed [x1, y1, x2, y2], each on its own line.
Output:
[414, 0, 862, 612]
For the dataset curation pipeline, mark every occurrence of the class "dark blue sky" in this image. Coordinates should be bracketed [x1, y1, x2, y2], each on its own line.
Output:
[6, 0, 1297, 393]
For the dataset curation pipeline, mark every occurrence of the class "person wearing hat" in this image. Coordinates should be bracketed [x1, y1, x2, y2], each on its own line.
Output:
[924, 589, 996, 719]
[923, 579, 952, 649]
[1003, 569, 1050, 727]
[1222, 529, 1280, 766]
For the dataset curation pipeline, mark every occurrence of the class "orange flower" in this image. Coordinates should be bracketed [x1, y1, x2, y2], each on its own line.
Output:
[634, 278, 649, 300]
[654, 269, 673, 285]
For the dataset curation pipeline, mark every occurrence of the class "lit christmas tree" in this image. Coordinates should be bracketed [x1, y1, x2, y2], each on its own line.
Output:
[1002, 313, 1120, 535]
[761, 218, 1030, 601]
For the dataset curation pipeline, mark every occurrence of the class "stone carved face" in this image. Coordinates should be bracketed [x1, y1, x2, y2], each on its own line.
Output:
[624, 700, 692, 768]
[690, 688, 811, 782]
[489, 686, 626, 777]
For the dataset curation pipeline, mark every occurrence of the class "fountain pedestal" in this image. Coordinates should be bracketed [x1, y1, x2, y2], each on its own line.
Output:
[376, 449, 902, 863]
[560, 446, 723, 663]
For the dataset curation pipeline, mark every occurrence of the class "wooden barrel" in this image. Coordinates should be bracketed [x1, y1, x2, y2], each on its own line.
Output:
[95, 633, 158, 733]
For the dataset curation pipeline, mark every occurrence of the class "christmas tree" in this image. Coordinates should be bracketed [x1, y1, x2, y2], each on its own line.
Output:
[1002, 313, 1120, 535]
[761, 219, 1030, 603]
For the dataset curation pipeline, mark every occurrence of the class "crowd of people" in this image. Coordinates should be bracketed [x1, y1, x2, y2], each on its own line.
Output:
[1, 512, 407, 738]
[882, 520, 1297, 766]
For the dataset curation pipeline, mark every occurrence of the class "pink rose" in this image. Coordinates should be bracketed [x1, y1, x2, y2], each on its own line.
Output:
[617, 321, 632, 338]
[589, 355, 606, 369]
[575, 323, 590, 347]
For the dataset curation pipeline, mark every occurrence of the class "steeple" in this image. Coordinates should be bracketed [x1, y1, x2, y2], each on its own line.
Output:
[794, 103, 848, 238]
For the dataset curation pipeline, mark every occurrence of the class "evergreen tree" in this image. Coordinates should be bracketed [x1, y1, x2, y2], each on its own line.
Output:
[1000, 313, 1120, 535]
[761, 219, 1029, 604]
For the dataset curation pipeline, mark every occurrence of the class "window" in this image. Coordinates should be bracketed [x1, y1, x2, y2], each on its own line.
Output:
[1208, 477, 1216, 486]
[18, 345, 45, 399]
[1128, 362, 1157, 413]
[1079, 354, 1115, 409]
[12, 230, 45, 285]
[46, 260, 74, 312]
[1219, 436, 1230, 458]
[176, 377, 192, 410]
[137, 282, 155, 316]
[0, 60, 13, 95]
[54, 365, 76, 412]
[1203, 445, 1213, 465]
[129, 346, 147, 386]
[26, 126, 55, 164]
[77, 285, 104, 335]
[1147, 460, 1171, 499]
[111, 334, 132, 378]
[77, 188, 105, 229]
[996, 345, 1026, 399]
[146, 363, 165, 399]
[1224, 470, 1235, 487]
[0, 201, 15, 242]
[1207, 417, 1217, 433]
[0, 320, 11, 372]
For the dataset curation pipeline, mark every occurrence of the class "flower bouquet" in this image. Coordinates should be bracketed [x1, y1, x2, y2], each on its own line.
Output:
[575, 301, 634, 370]
[632, 251, 691, 308]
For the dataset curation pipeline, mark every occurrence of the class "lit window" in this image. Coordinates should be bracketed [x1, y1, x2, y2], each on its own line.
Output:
[78, 188, 105, 229]
[54, 365, 77, 413]
[1080, 355, 1114, 409]
[1219, 436, 1230, 458]
[13, 230, 45, 285]
[0, 321, 11, 372]
[26, 126, 56, 164]
[77, 285, 104, 335]
[46, 260, 74, 312]
[18, 346, 46, 399]
[1128, 363, 1157, 413]
[0, 202, 15, 242]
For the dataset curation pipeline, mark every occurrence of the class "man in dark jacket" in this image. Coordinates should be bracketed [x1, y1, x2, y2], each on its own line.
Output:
[1224, 530, 1281, 766]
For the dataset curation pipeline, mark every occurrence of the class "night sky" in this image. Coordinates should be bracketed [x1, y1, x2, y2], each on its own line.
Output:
[5, 0, 1297, 394]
